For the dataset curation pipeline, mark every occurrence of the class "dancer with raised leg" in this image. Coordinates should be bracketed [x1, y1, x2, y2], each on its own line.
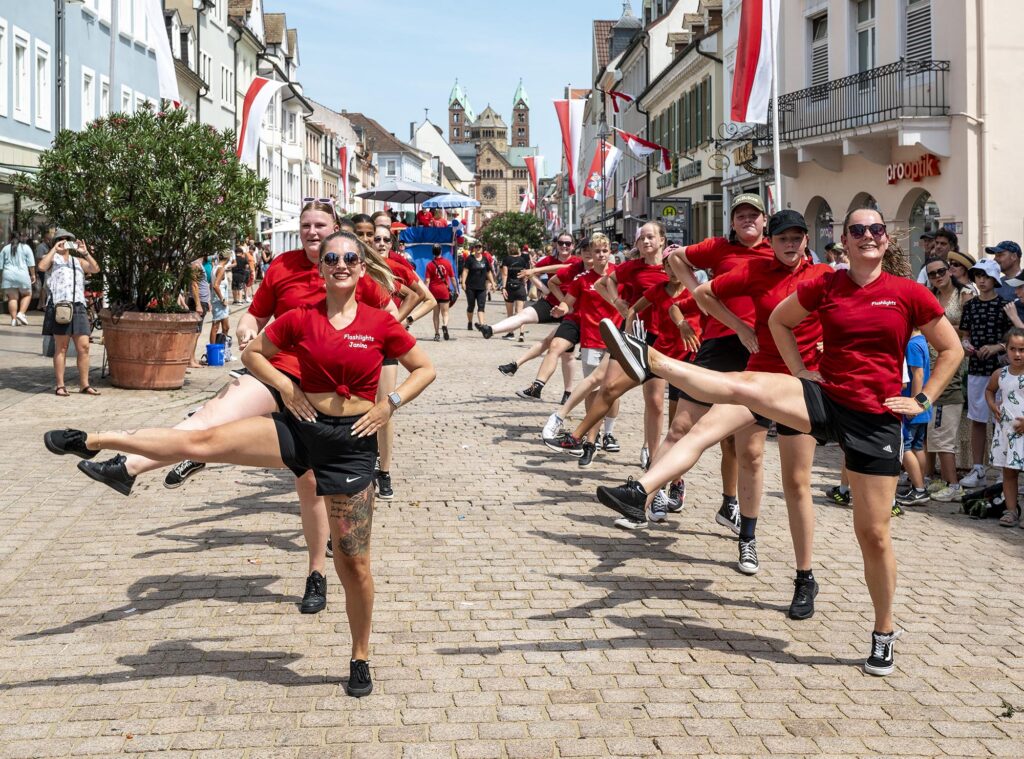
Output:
[44, 231, 436, 697]
[597, 207, 962, 676]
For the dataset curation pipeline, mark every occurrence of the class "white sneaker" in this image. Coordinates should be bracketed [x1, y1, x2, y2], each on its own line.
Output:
[926, 478, 947, 494]
[10, 318, 17, 326]
[931, 483, 963, 502]
[542, 413, 563, 441]
[649, 490, 669, 522]
[15, 312, 28, 325]
[959, 466, 986, 489]
[614, 516, 648, 530]
[639, 446, 650, 470]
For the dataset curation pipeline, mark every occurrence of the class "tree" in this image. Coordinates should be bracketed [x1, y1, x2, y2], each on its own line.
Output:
[21, 104, 267, 312]
[477, 212, 546, 256]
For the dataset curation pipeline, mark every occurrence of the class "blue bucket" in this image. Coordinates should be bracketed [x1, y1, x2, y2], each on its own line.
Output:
[206, 343, 225, 366]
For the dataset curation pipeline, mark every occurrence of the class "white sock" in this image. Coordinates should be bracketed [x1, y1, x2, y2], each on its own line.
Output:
[603, 418, 616, 435]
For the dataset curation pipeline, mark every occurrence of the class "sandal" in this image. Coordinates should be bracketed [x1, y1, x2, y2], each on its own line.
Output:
[55, 386, 69, 397]
[999, 510, 1020, 527]
[80, 386, 101, 396]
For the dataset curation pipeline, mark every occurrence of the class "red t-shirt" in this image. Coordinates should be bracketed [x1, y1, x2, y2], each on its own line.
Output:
[264, 302, 416, 402]
[387, 251, 420, 282]
[539, 255, 582, 305]
[710, 257, 832, 373]
[416, 210, 433, 227]
[796, 270, 945, 414]
[248, 250, 390, 377]
[554, 260, 589, 323]
[684, 237, 775, 340]
[386, 256, 420, 307]
[425, 257, 455, 286]
[642, 283, 702, 360]
[566, 266, 619, 349]
[613, 258, 669, 327]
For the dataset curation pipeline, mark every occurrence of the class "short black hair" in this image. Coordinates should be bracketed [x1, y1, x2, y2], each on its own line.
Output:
[933, 228, 959, 251]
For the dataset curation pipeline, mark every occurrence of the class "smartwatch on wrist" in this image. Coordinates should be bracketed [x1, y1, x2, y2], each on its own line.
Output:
[913, 392, 932, 411]
[387, 391, 402, 410]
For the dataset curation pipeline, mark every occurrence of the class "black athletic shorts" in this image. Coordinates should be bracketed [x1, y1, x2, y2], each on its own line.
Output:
[753, 413, 802, 437]
[273, 412, 378, 496]
[254, 369, 300, 413]
[676, 334, 751, 407]
[529, 298, 561, 324]
[800, 378, 902, 476]
[668, 383, 683, 402]
[553, 318, 580, 347]
[466, 288, 487, 313]
[504, 283, 527, 302]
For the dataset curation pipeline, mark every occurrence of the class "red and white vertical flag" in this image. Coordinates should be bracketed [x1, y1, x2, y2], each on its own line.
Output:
[582, 141, 622, 200]
[519, 191, 535, 213]
[236, 76, 287, 166]
[144, 0, 180, 107]
[553, 98, 585, 195]
[613, 128, 672, 173]
[524, 155, 542, 207]
[730, 0, 781, 123]
[338, 145, 350, 208]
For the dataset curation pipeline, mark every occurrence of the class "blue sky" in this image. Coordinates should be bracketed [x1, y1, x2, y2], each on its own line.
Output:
[277, 1, 633, 177]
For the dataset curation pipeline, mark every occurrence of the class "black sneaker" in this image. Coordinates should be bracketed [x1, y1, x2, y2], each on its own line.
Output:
[376, 471, 394, 500]
[543, 432, 584, 457]
[597, 477, 647, 523]
[502, 332, 515, 340]
[864, 630, 902, 676]
[467, 321, 473, 330]
[561, 390, 571, 405]
[516, 382, 543, 400]
[715, 499, 740, 535]
[326, 539, 333, 558]
[896, 487, 929, 505]
[599, 318, 653, 383]
[891, 502, 905, 517]
[477, 324, 493, 339]
[667, 481, 685, 513]
[788, 576, 819, 620]
[78, 455, 136, 496]
[601, 433, 621, 453]
[826, 486, 851, 506]
[737, 538, 759, 575]
[43, 429, 97, 459]
[346, 659, 373, 697]
[300, 571, 327, 614]
[578, 441, 597, 468]
[163, 460, 206, 489]
[498, 362, 518, 377]
[442, 326, 450, 341]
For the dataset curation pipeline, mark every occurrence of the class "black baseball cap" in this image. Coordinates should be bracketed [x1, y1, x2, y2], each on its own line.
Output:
[919, 232, 935, 240]
[767, 210, 808, 237]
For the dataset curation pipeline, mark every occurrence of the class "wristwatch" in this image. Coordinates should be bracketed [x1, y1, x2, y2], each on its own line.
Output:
[913, 392, 932, 411]
[387, 391, 402, 410]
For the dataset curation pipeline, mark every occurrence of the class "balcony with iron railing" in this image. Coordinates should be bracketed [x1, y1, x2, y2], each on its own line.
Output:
[755, 59, 950, 146]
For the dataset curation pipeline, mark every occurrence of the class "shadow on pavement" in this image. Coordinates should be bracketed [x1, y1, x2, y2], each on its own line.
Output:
[0, 639, 341, 690]
[14, 573, 288, 640]
[131, 527, 305, 559]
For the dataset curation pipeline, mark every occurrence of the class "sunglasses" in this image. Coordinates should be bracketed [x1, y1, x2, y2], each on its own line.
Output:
[373, 236, 392, 243]
[322, 251, 361, 267]
[847, 223, 887, 238]
[302, 197, 334, 207]
[556, 240, 573, 246]
[926, 267, 949, 279]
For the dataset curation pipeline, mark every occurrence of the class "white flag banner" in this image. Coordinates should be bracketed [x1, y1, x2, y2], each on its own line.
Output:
[236, 77, 287, 166]
[144, 0, 180, 106]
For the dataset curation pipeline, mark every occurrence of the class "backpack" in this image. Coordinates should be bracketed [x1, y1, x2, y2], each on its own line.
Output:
[961, 482, 1006, 519]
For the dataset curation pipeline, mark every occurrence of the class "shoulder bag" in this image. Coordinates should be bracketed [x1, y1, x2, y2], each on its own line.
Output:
[53, 257, 76, 325]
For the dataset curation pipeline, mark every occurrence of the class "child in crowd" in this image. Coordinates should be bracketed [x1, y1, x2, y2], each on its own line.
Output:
[985, 327, 1024, 527]
[927, 340, 968, 502]
[897, 329, 933, 505]
[958, 259, 1011, 488]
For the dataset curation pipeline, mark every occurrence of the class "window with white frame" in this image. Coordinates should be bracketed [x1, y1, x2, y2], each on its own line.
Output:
[810, 14, 828, 87]
[118, 0, 132, 36]
[905, 0, 932, 61]
[855, 0, 875, 75]
[286, 112, 296, 143]
[81, 67, 95, 128]
[0, 19, 7, 118]
[100, 75, 110, 117]
[199, 51, 212, 90]
[134, 91, 146, 113]
[386, 159, 397, 177]
[120, 85, 132, 113]
[98, 0, 111, 24]
[35, 41, 50, 130]
[13, 27, 29, 123]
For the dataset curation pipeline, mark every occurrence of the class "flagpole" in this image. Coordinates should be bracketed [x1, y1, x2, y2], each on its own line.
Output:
[769, 0, 782, 212]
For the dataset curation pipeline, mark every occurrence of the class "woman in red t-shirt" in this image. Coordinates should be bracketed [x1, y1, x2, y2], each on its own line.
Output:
[78, 202, 398, 614]
[426, 244, 457, 341]
[598, 207, 963, 678]
[47, 231, 436, 697]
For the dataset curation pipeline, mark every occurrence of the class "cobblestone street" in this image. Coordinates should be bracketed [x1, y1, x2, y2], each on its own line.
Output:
[1, 306, 1023, 758]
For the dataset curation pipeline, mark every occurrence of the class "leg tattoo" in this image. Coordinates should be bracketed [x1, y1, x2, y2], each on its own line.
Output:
[328, 485, 375, 556]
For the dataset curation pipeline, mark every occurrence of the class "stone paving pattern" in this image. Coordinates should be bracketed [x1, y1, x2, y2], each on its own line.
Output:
[1, 305, 1023, 758]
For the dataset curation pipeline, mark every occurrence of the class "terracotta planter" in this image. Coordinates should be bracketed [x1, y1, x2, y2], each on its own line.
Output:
[101, 309, 202, 390]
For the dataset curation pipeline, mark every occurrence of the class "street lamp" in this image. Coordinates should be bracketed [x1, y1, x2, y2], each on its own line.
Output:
[55, 0, 84, 134]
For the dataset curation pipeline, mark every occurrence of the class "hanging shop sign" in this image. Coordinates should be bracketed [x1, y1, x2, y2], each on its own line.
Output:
[886, 153, 941, 185]
[650, 197, 692, 245]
